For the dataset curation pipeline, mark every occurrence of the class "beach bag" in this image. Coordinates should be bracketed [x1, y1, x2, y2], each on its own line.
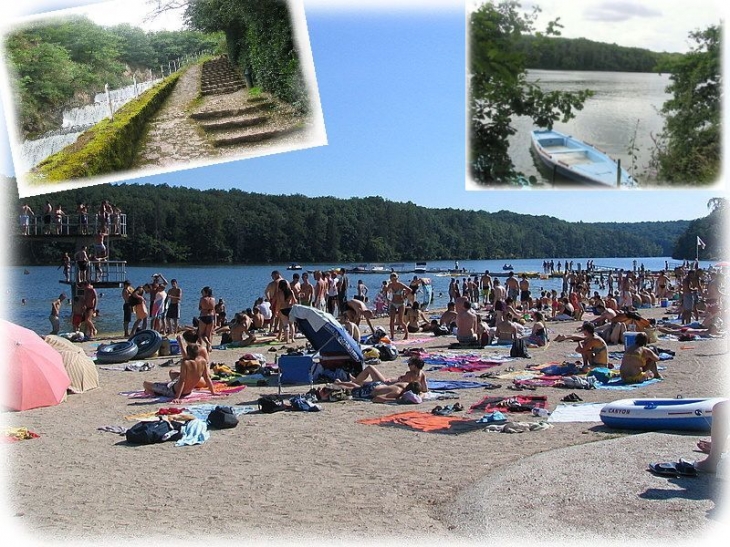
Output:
[125, 418, 175, 445]
[207, 406, 239, 429]
[258, 395, 287, 414]
[375, 343, 398, 362]
[510, 338, 529, 358]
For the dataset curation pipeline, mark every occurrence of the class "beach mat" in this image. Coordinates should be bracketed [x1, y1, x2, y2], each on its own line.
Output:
[469, 394, 548, 414]
[357, 411, 483, 435]
[427, 380, 498, 390]
[595, 378, 663, 390]
[120, 382, 246, 404]
[547, 402, 606, 423]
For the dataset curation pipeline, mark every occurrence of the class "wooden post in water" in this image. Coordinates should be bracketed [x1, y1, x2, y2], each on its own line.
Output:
[616, 159, 621, 188]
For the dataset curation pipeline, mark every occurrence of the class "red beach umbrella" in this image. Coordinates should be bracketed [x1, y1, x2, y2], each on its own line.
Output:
[1, 319, 70, 411]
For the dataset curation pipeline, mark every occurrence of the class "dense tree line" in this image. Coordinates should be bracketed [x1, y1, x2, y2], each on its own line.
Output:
[517, 35, 682, 73]
[5, 16, 222, 138]
[651, 26, 721, 184]
[671, 199, 726, 260]
[10, 182, 711, 266]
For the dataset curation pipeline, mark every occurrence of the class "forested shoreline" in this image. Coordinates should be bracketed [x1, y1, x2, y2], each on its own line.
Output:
[9, 181, 724, 266]
[517, 35, 683, 73]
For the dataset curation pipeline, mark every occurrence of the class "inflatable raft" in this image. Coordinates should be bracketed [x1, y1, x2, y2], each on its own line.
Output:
[600, 397, 727, 432]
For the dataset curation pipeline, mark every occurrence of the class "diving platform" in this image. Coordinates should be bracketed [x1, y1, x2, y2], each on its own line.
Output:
[18, 213, 127, 239]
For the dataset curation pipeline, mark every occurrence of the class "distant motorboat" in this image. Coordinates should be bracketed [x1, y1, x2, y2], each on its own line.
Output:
[531, 129, 636, 187]
[414, 262, 427, 273]
[286, 264, 302, 271]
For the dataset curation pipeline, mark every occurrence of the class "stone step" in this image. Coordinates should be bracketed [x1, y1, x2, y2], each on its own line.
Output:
[190, 103, 272, 120]
[199, 114, 269, 131]
[201, 78, 245, 89]
[211, 127, 298, 147]
[201, 83, 246, 96]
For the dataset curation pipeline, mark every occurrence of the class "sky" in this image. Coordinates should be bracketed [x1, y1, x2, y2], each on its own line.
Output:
[0, 0, 727, 224]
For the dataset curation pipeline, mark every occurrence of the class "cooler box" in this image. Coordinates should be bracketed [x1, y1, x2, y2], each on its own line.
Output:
[278, 355, 315, 385]
[660, 298, 669, 308]
[624, 332, 639, 351]
[169, 340, 180, 355]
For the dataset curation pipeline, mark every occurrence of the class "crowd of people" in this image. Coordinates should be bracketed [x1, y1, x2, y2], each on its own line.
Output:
[19, 200, 123, 237]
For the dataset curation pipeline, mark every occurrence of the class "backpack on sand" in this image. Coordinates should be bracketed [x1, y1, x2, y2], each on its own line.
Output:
[207, 406, 239, 429]
[125, 418, 177, 445]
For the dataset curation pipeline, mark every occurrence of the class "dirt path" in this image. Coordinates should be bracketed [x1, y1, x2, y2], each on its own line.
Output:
[133, 64, 218, 169]
[133, 62, 316, 172]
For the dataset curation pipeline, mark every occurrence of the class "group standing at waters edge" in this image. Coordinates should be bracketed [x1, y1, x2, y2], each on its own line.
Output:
[53, 260, 726, 374]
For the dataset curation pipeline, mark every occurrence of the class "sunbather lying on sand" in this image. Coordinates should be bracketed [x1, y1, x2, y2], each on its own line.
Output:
[335, 357, 428, 393]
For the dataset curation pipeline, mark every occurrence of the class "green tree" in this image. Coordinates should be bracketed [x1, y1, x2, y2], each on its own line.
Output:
[653, 26, 721, 184]
[469, 1, 593, 184]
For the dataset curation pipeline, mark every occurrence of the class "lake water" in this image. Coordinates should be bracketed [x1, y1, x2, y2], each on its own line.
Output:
[5, 256, 706, 336]
[510, 70, 671, 185]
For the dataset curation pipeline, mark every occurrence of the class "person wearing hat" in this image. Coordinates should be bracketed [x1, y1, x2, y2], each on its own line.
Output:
[49, 293, 67, 334]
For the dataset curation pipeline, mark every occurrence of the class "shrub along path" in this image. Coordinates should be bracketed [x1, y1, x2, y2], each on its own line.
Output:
[133, 60, 309, 171]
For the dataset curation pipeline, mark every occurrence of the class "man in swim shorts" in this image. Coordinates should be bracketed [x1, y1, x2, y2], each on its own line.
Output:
[455, 296, 478, 345]
[143, 334, 216, 403]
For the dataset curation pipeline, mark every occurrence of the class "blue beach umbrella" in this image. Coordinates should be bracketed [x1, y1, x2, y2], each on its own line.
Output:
[289, 305, 364, 364]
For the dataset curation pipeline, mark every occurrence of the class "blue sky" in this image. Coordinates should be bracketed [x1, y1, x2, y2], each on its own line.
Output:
[0, 0, 727, 224]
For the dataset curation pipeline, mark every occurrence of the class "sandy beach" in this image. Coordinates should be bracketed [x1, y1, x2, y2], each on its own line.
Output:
[3, 304, 729, 546]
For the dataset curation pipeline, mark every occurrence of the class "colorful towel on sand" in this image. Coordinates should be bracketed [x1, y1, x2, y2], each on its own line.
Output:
[513, 375, 564, 388]
[2, 427, 40, 442]
[595, 377, 662, 390]
[427, 380, 497, 390]
[391, 337, 433, 346]
[120, 382, 246, 404]
[469, 394, 548, 414]
[98, 361, 155, 372]
[422, 390, 460, 401]
[423, 352, 513, 371]
[547, 403, 606, 423]
[358, 411, 483, 434]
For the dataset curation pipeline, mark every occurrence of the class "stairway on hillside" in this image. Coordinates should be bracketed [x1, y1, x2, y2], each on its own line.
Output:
[200, 56, 245, 95]
[191, 56, 300, 147]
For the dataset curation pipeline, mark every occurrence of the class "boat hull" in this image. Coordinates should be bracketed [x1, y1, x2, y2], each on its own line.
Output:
[531, 129, 635, 187]
[600, 397, 727, 432]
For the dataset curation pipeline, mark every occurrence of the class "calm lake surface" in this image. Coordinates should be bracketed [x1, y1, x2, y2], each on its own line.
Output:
[6, 256, 705, 336]
[510, 70, 671, 185]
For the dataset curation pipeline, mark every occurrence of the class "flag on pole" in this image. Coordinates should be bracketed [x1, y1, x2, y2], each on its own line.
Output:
[697, 236, 707, 249]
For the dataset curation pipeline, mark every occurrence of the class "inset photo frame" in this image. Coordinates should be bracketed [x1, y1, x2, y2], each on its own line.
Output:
[0, 0, 327, 198]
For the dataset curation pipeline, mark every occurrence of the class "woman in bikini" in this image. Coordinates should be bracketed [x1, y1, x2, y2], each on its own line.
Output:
[275, 279, 297, 343]
[404, 301, 429, 334]
[198, 286, 216, 351]
[386, 273, 411, 340]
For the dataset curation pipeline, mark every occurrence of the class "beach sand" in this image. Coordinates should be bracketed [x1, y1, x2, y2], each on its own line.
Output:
[3, 305, 729, 545]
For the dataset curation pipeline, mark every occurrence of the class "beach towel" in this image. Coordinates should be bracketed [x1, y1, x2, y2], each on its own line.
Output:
[483, 421, 553, 433]
[437, 361, 506, 373]
[421, 390, 460, 401]
[392, 337, 433, 346]
[174, 419, 210, 447]
[547, 402, 606, 423]
[120, 382, 246, 404]
[513, 375, 564, 388]
[357, 411, 483, 435]
[2, 427, 40, 442]
[99, 361, 155, 372]
[469, 394, 548, 414]
[427, 380, 497, 391]
[595, 377, 663, 390]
